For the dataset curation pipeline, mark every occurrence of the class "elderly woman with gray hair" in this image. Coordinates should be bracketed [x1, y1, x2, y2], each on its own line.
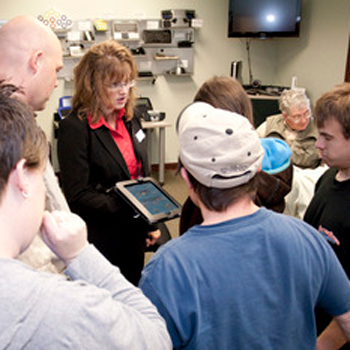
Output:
[257, 88, 321, 169]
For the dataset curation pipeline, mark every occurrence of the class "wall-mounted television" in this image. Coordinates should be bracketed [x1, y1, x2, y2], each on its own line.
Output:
[228, 0, 302, 38]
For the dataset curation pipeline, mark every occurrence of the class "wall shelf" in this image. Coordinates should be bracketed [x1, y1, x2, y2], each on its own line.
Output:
[56, 18, 196, 81]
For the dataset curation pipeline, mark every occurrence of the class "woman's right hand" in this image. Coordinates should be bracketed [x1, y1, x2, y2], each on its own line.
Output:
[146, 229, 161, 248]
[40, 211, 89, 265]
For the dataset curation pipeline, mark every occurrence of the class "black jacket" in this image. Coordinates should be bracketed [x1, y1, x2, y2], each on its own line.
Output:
[58, 111, 150, 285]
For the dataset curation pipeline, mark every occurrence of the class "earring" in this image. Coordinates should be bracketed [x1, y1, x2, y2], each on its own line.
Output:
[21, 191, 30, 199]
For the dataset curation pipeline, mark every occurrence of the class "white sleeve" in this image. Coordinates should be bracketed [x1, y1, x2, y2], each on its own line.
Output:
[43, 161, 70, 212]
[256, 121, 267, 138]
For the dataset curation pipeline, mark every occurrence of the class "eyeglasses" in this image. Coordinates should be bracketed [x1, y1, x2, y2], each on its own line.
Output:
[108, 80, 135, 90]
[287, 109, 311, 123]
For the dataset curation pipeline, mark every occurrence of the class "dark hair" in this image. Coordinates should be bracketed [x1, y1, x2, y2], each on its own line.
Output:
[72, 39, 137, 123]
[185, 168, 258, 211]
[178, 159, 258, 211]
[194, 76, 254, 125]
[0, 82, 47, 199]
[314, 83, 350, 139]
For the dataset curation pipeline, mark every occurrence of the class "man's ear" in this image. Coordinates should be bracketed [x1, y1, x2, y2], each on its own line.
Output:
[180, 167, 193, 190]
[181, 167, 201, 207]
[282, 112, 288, 121]
[29, 50, 43, 74]
[9, 159, 30, 197]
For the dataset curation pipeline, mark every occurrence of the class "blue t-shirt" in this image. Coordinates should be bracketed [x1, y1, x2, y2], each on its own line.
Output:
[140, 208, 350, 350]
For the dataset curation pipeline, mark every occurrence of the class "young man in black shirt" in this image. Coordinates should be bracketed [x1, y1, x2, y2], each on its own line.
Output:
[305, 83, 350, 348]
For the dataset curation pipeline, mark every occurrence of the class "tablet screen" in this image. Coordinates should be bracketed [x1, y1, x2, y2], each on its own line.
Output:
[126, 181, 179, 215]
[116, 178, 181, 224]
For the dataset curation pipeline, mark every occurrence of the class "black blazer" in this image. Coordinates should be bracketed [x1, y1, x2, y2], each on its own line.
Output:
[57, 111, 150, 284]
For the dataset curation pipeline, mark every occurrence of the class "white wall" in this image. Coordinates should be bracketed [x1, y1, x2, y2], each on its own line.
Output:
[1, 0, 350, 165]
[275, 0, 350, 104]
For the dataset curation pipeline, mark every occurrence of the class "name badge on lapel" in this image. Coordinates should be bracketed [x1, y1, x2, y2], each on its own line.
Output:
[136, 129, 146, 143]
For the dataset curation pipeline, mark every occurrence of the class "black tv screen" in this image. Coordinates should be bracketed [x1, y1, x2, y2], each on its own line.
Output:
[228, 0, 301, 38]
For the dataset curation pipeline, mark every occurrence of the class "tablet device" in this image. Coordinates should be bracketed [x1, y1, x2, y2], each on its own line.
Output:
[115, 177, 182, 224]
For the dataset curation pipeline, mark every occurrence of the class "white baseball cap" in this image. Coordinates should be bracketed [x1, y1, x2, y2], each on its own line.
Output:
[177, 102, 264, 189]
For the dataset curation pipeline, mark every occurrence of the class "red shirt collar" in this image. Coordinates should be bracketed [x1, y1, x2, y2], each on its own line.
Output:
[88, 108, 125, 130]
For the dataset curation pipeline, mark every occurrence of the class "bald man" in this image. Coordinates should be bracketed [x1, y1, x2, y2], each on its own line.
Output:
[0, 16, 67, 272]
[0, 15, 63, 111]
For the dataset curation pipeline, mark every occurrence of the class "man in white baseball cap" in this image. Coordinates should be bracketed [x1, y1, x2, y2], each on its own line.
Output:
[139, 102, 350, 350]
